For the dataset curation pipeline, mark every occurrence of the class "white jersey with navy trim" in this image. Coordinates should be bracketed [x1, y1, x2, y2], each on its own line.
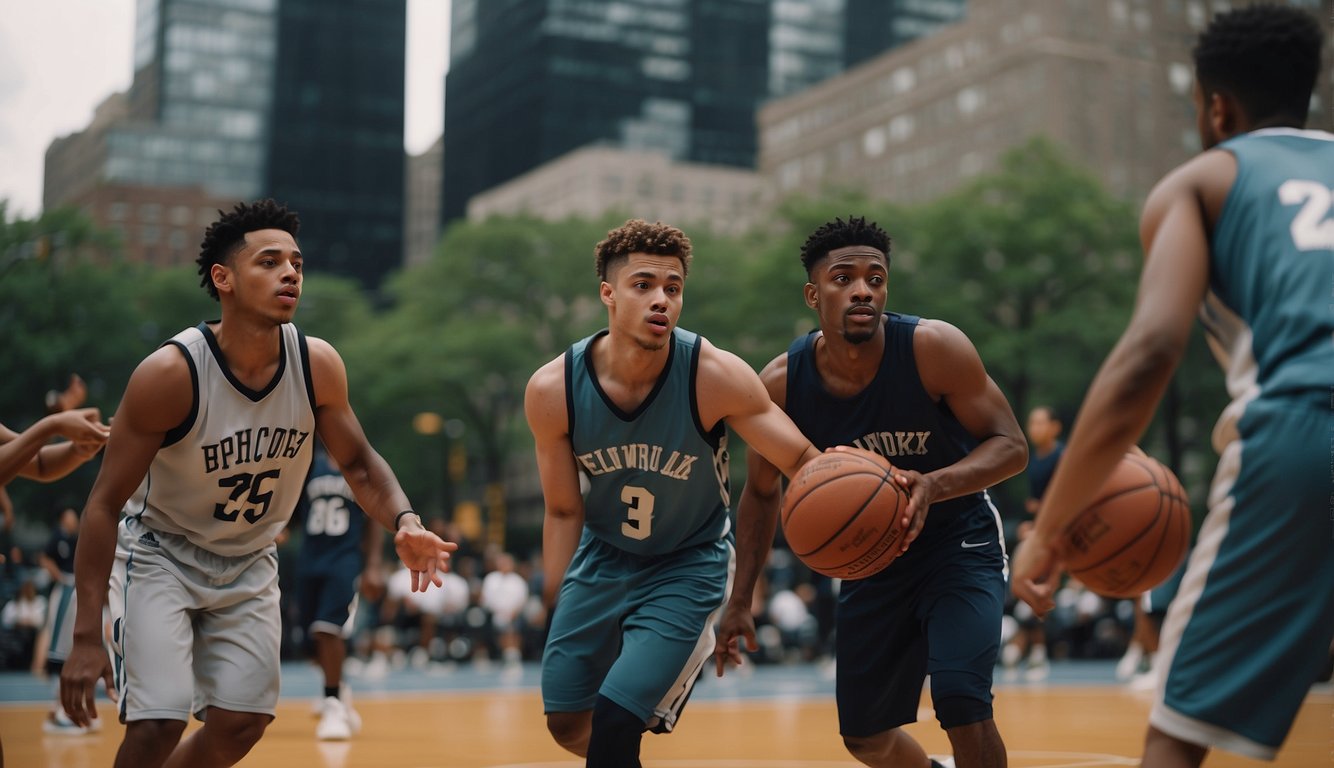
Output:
[123, 322, 316, 558]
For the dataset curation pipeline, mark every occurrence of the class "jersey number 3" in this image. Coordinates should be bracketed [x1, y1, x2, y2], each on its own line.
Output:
[1280, 180, 1334, 250]
[620, 485, 654, 541]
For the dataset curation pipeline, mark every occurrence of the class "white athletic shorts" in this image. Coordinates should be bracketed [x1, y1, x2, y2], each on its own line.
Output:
[109, 516, 281, 723]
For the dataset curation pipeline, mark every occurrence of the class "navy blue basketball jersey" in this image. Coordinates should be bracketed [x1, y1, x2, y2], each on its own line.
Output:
[296, 451, 366, 565]
[784, 313, 992, 545]
[1202, 129, 1334, 440]
[565, 327, 731, 556]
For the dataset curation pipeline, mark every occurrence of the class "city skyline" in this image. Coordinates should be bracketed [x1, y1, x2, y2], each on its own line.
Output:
[0, 0, 450, 218]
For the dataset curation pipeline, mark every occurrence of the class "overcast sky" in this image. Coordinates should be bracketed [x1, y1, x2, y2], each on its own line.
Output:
[0, 0, 450, 218]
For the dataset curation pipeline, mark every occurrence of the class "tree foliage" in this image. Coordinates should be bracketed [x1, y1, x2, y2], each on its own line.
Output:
[0, 141, 1229, 545]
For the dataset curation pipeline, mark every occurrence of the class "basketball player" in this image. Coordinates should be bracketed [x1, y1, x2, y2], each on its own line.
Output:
[1003, 406, 1064, 680]
[1012, 6, 1331, 765]
[294, 444, 383, 740]
[715, 215, 1027, 768]
[57, 199, 457, 768]
[38, 507, 102, 734]
[526, 219, 821, 768]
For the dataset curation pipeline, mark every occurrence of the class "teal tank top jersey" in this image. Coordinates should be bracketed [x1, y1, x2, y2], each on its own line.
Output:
[1150, 128, 1334, 758]
[1203, 128, 1334, 419]
[564, 327, 731, 556]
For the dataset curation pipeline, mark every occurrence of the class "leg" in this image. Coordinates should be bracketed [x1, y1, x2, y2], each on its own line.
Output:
[1141, 725, 1207, 768]
[546, 710, 592, 756]
[842, 727, 929, 767]
[114, 718, 187, 768]
[160, 707, 272, 768]
[313, 631, 345, 692]
[586, 695, 645, 768]
[944, 719, 1006, 768]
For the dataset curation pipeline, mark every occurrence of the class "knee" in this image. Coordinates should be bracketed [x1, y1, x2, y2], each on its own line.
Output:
[123, 719, 188, 760]
[933, 694, 992, 730]
[546, 711, 590, 756]
[209, 712, 271, 759]
[843, 730, 898, 763]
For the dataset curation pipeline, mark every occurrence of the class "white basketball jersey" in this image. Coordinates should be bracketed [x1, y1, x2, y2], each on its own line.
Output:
[124, 322, 316, 558]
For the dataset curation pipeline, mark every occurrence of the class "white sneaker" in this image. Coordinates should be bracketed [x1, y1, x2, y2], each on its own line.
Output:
[928, 756, 957, 768]
[1023, 659, 1050, 682]
[315, 696, 358, 741]
[43, 709, 98, 736]
[1116, 644, 1143, 681]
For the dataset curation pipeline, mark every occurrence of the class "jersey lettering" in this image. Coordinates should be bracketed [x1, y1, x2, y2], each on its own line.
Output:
[201, 427, 311, 473]
[852, 430, 930, 458]
[576, 443, 699, 480]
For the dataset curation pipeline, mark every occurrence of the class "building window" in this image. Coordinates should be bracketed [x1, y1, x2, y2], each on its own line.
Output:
[108, 202, 129, 221]
[140, 203, 162, 223]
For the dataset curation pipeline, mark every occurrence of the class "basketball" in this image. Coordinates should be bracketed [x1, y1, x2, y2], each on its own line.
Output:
[1063, 451, 1191, 598]
[780, 448, 909, 580]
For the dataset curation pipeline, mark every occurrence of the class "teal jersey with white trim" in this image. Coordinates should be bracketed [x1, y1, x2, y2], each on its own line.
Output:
[1202, 129, 1334, 447]
[565, 327, 731, 556]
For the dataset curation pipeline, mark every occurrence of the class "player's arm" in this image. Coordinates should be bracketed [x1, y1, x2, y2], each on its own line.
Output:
[1012, 156, 1219, 616]
[0, 409, 109, 486]
[62, 346, 192, 726]
[307, 337, 455, 591]
[714, 353, 791, 676]
[524, 355, 585, 610]
[698, 341, 820, 479]
[360, 499, 386, 601]
[905, 319, 1027, 547]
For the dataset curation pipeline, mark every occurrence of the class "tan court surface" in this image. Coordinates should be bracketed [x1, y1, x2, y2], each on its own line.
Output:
[3, 685, 1329, 767]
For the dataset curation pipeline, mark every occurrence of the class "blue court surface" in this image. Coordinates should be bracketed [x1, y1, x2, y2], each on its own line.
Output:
[0, 659, 1122, 706]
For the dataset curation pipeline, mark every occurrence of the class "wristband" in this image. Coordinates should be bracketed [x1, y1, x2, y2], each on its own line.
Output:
[394, 510, 418, 530]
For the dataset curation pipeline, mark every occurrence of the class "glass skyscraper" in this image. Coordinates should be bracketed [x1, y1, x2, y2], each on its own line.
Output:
[441, 0, 966, 224]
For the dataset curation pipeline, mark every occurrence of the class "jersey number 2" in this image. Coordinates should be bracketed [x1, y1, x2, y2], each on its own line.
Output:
[620, 485, 654, 541]
[1279, 180, 1334, 250]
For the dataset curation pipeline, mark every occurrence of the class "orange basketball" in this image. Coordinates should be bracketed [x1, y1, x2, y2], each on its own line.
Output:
[1063, 451, 1191, 598]
[780, 448, 908, 580]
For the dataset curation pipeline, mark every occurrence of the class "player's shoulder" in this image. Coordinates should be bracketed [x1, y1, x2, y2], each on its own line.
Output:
[1147, 149, 1236, 206]
[912, 317, 971, 349]
[526, 352, 567, 394]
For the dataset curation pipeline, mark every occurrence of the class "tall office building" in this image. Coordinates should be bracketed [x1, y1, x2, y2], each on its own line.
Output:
[757, 0, 1331, 207]
[44, 0, 407, 286]
[441, 0, 967, 223]
[267, 0, 406, 287]
[442, 0, 770, 224]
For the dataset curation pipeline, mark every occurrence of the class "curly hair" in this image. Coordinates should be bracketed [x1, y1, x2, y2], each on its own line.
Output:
[799, 216, 892, 274]
[1194, 4, 1323, 125]
[594, 219, 692, 281]
[196, 199, 301, 300]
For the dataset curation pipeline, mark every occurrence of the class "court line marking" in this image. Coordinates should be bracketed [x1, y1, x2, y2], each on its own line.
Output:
[479, 753, 1140, 768]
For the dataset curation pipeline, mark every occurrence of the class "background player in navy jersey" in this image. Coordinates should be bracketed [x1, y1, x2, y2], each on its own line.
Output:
[58, 199, 456, 768]
[1013, 6, 1330, 766]
[294, 444, 383, 740]
[525, 218, 821, 768]
[716, 215, 1027, 768]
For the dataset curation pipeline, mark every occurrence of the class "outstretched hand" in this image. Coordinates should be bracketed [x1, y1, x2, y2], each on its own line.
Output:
[393, 524, 458, 592]
[713, 602, 759, 677]
[52, 408, 110, 446]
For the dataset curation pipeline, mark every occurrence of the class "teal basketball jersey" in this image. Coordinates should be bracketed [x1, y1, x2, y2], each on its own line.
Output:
[565, 327, 731, 556]
[1203, 129, 1334, 441]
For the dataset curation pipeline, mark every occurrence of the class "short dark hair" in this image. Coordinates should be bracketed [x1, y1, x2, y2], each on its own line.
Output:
[1194, 4, 1323, 125]
[800, 215, 892, 274]
[594, 219, 692, 281]
[197, 199, 301, 300]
